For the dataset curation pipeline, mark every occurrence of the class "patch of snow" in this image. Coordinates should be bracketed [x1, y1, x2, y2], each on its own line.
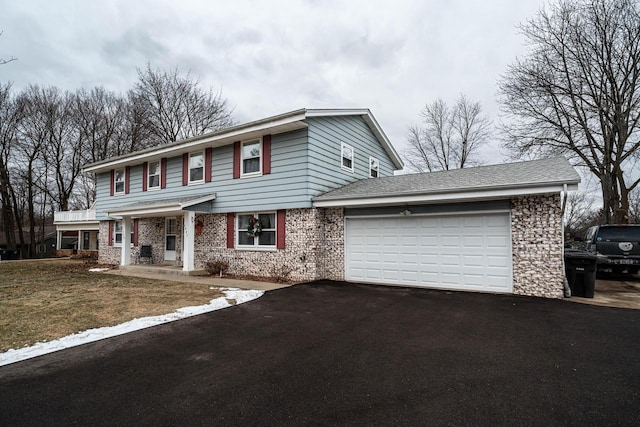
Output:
[0, 288, 264, 367]
[88, 268, 110, 272]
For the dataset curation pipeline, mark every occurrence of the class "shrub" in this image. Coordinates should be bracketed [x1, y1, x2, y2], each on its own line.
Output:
[270, 264, 294, 283]
[205, 259, 230, 277]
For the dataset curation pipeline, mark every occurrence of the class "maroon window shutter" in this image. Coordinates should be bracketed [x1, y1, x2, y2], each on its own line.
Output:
[142, 162, 148, 191]
[108, 221, 113, 246]
[226, 213, 235, 248]
[263, 135, 271, 175]
[125, 166, 131, 194]
[182, 153, 189, 186]
[205, 147, 213, 183]
[277, 209, 286, 249]
[161, 158, 167, 189]
[133, 218, 139, 246]
[233, 141, 240, 179]
[109, 170, 115, 196]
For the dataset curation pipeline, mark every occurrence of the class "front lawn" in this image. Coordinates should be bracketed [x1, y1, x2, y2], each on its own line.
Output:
[0, 260, 223, 352]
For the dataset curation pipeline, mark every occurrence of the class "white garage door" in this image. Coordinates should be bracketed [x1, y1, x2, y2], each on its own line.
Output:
[345, 213, 512, 293]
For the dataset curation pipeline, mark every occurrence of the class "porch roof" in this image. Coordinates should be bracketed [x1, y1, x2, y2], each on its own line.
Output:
[106, 194, 217, 218]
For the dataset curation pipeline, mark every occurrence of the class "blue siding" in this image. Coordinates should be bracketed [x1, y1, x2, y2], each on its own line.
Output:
[94, 114, 399, 220]
[306, 116, 396, 196]
[96, 129, 310, 219]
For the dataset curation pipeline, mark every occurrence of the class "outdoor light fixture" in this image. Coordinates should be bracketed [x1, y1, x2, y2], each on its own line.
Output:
[400, 209, 411, 216]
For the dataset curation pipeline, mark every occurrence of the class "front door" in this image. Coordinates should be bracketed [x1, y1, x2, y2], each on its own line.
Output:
[165, 217, 177, 262]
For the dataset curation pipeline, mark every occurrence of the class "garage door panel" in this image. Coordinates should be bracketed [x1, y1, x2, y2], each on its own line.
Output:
[486, 236, 510, 248]
[346, 213, 512, 293]
[462, 254, 484, 267]
[441, 254, 462, 266]
[487, 255, 509, 268]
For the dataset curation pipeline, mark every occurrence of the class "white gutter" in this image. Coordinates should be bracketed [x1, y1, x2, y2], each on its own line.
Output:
[561, 183, 571, 297]
[84, 113, 308, 173]
[313, 184, 578, 208]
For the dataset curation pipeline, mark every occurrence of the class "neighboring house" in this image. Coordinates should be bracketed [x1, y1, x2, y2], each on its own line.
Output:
[53, 204, 99, 254]
[0, 226, 57, 259]
[83, 108, 580, 299]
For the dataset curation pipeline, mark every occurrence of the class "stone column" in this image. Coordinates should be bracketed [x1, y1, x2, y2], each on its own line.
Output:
[182, 211, 195, 272]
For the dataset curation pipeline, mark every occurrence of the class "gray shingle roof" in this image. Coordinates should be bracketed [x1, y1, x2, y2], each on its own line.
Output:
[108, 194, 216, 213]
[314, 157, 580, 201]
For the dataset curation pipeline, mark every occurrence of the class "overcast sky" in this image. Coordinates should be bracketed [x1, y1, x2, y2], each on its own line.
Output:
[0, 0, 549, 168]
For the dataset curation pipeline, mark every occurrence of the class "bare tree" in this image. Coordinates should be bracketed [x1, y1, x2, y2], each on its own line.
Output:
[0, 82, 21, 250]
[499, 0, 640, 224]
[0, 31, 17, 65]
[629, 188, 640, 222]
[14, 86, 49, 257]
[405, 95, 491, 172]
[44, 88, 81, 211]
[131, 64, 234, 145]
[564, 191, 599, 239]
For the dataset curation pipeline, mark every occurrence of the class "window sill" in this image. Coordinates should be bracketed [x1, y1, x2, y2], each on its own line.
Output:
[234, 246, 277, 252]
[341, 166, 354, 173]
[240, 172, 262, 179]
[188, 180, 205, 186]
[147, 186, 161, 191]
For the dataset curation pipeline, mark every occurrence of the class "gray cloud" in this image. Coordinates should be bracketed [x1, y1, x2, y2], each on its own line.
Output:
[1, 0, 549, 166]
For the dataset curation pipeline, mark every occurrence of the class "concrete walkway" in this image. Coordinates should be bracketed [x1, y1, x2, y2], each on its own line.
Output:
[105, 267, 290, 292]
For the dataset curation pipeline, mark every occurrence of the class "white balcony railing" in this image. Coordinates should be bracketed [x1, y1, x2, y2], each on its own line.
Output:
[54, 210, 97, 223]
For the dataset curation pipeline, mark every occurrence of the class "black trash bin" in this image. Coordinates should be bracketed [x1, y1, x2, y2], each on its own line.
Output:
[564, 250, 597, 298]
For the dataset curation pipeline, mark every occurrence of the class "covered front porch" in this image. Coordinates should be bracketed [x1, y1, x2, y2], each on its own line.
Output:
[54, 208, 100, 253]
[105, 194, 216, 272]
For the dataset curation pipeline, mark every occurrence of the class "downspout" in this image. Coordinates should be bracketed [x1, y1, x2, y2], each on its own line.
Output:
[561, 184, 570, 297]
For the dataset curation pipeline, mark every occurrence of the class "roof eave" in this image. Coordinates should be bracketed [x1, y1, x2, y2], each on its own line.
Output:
[84, 110, 308, 173]
[106, 194, 217, 218]
[313, 182, 579, 208]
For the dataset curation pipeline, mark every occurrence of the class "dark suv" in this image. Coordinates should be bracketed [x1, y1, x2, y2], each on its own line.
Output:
[584, 224, 640, 274]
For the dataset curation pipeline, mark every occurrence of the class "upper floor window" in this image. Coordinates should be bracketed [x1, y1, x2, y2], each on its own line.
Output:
[114, 168, 125, 194]
[341, 142, 354, 172]
[242, 139, 262, 176]
[237, 212, 276, 248]
[369, 157, 379, 178]
[189, 152, 204, 183]
[148, 161, 160, 189]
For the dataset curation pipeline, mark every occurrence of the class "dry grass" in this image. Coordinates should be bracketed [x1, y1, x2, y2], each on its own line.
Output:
[0, 260, 224, 352]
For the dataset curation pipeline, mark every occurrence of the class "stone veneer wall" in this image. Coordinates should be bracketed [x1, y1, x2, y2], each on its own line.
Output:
[511, 193, 564, 298]
[98, 217, 182, 266]
[193, 207, 345, 282]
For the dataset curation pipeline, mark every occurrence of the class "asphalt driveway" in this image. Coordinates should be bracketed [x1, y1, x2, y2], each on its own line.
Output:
[1, 281, 639, 426]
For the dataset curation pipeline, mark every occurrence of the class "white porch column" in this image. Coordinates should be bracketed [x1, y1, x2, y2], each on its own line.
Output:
[182, 211, 195, 272]
[56, 230, 61, 250]
[121, 217, 132, 266]
[77, 230, 82, 250]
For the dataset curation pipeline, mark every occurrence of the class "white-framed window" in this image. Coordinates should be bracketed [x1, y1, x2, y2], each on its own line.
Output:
[369, 156, 379, 178]
[341, 142, 354, 172]
[114, 221, 123, 245]
[189, 152, 204, 184]
[148, 160, 160, 189]
[236, 212, 276, 248]
[113, 221, 134, 246]
[114, 168, 125, 194]
[241, 139, 262, 176]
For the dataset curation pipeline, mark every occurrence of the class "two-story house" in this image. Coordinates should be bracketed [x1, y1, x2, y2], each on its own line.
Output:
[84, 108, 580, 299]
[84, 109, 402, 282]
